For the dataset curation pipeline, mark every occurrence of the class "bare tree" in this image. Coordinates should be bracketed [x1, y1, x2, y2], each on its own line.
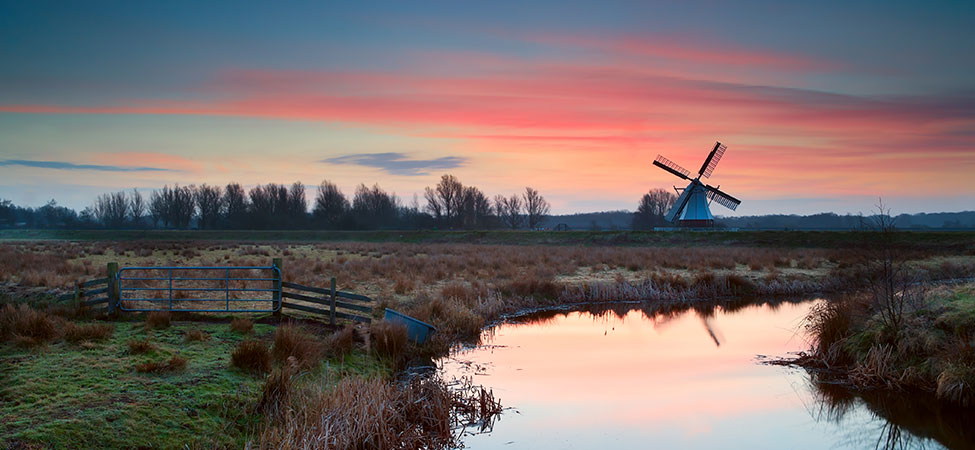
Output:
[423, 187, 443, 223]
[223, 182, 248, 228]
[287, 181, 308, 227]
[867, 199, 923, 340]
[459, 186, 491, 228]
[632, 188, 677, 230]
[494, 194, 523, 229]
[93, 191, 129, 228]
[195, 184, 223, 229]
[523, 187, 550, 229]
[435, 174, 463, 227]
[128, 189, 146, 227]
[313, 180, 349, 229]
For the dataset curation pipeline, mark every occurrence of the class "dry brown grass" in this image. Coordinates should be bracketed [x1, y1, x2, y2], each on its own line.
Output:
[0, 304, 61, 347]
[272, 325, 322, 370]
[370, 321, 408, 360]
[144, 311, 172, 329]
[127, 338, 154, 354]
[230, 317, 254, 334]
[135, 354, 188, 373]
[184, 328, 211, 342]
[63, 322, 113, 343]
[327, 325, 359, 358]
[232, 340, 272, 374]
[258, 374, 501, 449]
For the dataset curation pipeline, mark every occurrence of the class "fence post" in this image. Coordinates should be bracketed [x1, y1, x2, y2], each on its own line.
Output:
[106, 262, 118, 315]
[272, 258, 283, 319]
[329, 277, 337, 326]
[73, 283, 82, 309]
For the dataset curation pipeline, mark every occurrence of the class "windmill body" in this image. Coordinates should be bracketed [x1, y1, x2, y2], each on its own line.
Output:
[653, 142, 741, 228]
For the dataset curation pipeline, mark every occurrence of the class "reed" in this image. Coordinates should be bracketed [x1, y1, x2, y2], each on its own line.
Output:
[232, 340, 272, 374]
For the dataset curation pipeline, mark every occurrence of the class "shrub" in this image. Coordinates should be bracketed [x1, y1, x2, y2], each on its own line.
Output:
[64, 322, 114, 343]
[0, 304, 60, 347]
[327, 325, 358, 358]
[230, 318, 254, 334]
[127, 338, 154, 354]
[371, 321, 408, 360]
[272, 325, 322, 369]
[144, 311, 172, 329]
[232, 340, 271, 374]
[184, 329, 211, 342]
[136, 354, 188, 373]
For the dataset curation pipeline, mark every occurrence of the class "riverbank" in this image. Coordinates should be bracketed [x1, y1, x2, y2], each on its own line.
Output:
[798, 281, 975, 407]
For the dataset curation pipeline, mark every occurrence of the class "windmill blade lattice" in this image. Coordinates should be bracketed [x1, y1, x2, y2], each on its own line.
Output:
[698, 142, 727, 179]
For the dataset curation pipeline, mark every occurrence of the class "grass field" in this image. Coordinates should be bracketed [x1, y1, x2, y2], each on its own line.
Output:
[1, 229, 973, 448]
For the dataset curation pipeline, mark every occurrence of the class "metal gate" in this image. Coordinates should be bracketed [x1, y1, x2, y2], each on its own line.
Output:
[117, 265, 281, 313]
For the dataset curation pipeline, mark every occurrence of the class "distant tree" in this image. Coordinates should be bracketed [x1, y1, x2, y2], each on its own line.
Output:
[494, 194, 523, 229]
[313, 180, 349, 229]
[129, 189, 146, 227]
[459, 186, 491, 229]
[351, 183, 398, 229]
[286, 182, 308, 227]
[523, 187, 550, 229]
[223, 183, 248, 228]
[632, 188, 677, 230]
[423, 187, 443, 224]
[0, 199, 14, 227]
[93, 191, 129, 228]
[195, 184, 223, 229]
[435, 174, 463, 228]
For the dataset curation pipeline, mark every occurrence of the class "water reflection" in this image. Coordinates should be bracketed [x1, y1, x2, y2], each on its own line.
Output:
[440, 300, 972, 450]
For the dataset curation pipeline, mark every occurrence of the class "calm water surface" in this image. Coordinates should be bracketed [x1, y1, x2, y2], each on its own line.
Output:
[439, 300, 971, 449]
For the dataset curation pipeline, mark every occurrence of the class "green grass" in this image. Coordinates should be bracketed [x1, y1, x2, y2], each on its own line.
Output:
[2, 228, 974, 250]
[0, 319, 387, 449]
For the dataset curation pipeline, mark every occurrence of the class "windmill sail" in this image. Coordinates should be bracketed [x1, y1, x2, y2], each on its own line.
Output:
[653, 155, 691, 180]
[705, 185, 741, 211]
[698, 142, 727, 179]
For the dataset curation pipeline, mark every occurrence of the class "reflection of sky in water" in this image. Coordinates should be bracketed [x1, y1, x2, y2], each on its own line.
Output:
[439, 301, 945, 450]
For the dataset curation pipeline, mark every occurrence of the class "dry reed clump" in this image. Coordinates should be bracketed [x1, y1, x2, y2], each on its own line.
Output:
[184, 329, 211, 342]
[272, 325, 323, 370]
[936, 364, 975, 406]
[0, 304, 61, 347]
[257, 360, 297, 418]
[230, 317, 254, 334]
[232, 340, 272, 374]
[127, 338, 154, 354]
[370, 321, 408, 360]
[63, 322, 113, 343]
[135, 354, 188, 373]
[326, 325, 359, 358]
[258, 373, 503, 449]
[144, 311, 172, 329]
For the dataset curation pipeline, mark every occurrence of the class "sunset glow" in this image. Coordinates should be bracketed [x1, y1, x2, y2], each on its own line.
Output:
[1, 2, 973, 214]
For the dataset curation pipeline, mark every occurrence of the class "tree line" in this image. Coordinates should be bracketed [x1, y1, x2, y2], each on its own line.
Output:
[0, 175, 554, 231]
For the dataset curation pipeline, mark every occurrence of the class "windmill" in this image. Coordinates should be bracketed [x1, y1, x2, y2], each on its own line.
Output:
[652, 141, 741, 227]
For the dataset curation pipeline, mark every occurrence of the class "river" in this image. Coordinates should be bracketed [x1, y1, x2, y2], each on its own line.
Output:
[439, 299, 974, 449]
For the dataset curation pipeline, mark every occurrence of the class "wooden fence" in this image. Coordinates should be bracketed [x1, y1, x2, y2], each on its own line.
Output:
[49, 260, 373, 324]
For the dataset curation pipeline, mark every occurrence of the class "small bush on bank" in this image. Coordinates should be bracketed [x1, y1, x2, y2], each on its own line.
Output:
[327, 325, 359, 358]
[0, 304, 60, 347]
[370, 321, 407, 360]
[232, 340, 271, 374]
[230, 318, 254, 334]
[64, 322, 113, 343]
[127, 338, 154, 354]
[136, 354, 188, 373]
[144, 311, 172, 329]
[184, 329, 210, 342]
[272, 325, 322, 369]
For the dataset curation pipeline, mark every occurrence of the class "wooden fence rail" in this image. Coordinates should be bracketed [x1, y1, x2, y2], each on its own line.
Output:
[53, 277, 111, 310]
[47, 261, 374, 324]
[280, 279, 373, 324]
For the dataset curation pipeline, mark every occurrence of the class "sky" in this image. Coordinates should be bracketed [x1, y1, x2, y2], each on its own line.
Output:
[1, 1, 973, 216]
